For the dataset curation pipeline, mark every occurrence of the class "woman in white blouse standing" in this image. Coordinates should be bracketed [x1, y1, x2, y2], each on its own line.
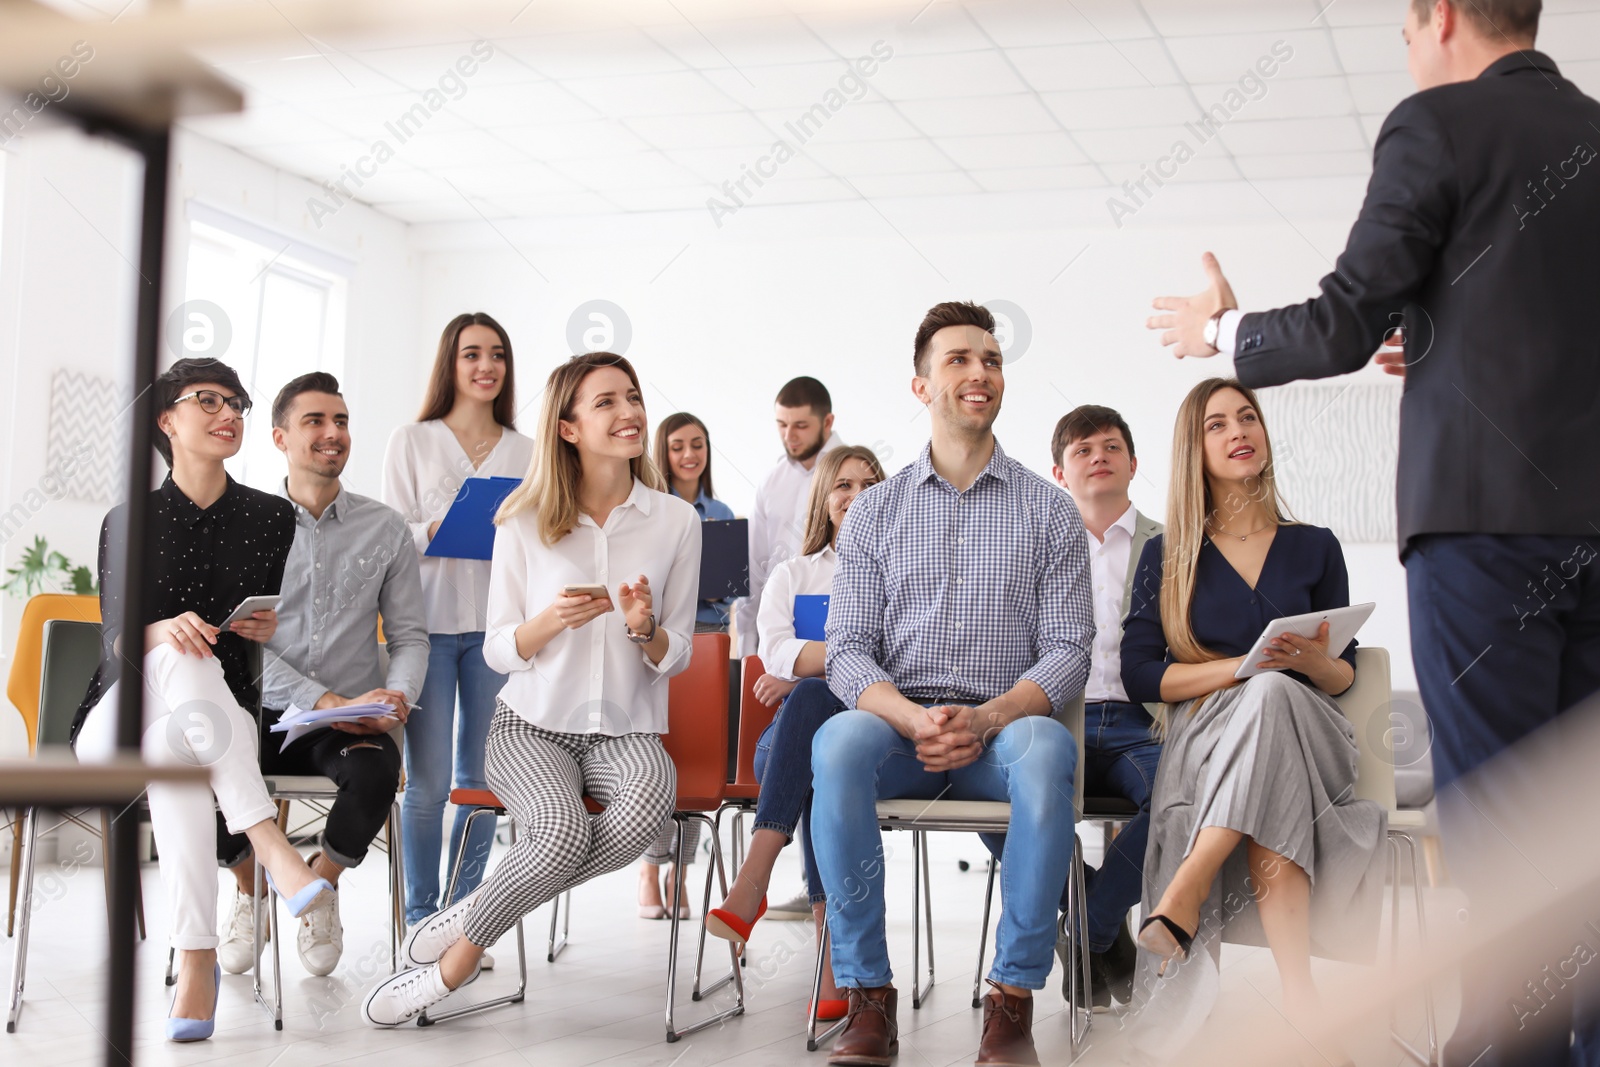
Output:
[381, 313, 534, 929]
[704, 445, 884, 1020]
[363, 351, 701, 1025]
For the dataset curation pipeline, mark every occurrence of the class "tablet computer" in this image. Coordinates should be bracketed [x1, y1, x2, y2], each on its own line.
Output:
[699, 518, 750, 600]
[220, 594, 281, 630]
[1233, 602, 1377, 679]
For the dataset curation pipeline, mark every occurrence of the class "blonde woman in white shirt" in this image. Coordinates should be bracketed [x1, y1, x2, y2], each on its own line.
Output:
[705, 444, 885, 1021]
[364, 351, 701, 1026]
[381, 312, 535, 929]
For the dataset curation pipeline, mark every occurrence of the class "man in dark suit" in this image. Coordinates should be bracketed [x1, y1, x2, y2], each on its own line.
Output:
[1146, 2, 1600, 1064]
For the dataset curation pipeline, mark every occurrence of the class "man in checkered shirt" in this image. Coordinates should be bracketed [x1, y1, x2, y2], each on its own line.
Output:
[811, 301, 1092, 1067]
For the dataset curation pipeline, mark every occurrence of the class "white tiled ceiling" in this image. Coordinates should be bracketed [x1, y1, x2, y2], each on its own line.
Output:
[173, 0, 1600, 226]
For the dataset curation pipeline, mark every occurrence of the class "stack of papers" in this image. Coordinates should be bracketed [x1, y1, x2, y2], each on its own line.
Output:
[269, 702, 398, 751]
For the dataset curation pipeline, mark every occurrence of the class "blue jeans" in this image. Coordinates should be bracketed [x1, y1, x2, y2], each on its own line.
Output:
[811, 709, 1077, 990]
[402, 631, 504, 926]
[982, 702, 1161, 951]
[751, 678, 844, 905]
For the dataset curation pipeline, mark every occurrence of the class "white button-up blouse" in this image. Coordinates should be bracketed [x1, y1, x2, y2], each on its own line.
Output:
[482, 479, 702, 735]
[381, 419, 535, 635]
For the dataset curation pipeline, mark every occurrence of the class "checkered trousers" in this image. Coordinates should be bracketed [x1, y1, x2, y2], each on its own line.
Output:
[461, 700, 677, 947]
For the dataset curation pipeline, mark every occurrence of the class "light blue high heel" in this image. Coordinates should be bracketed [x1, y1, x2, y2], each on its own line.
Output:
[166, 963, 221, 1042]
[263, 869, 335, 918]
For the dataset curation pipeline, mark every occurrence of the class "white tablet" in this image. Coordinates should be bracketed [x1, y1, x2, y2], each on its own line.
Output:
[1233, 602, 1376, 679]
[220, 594, 281, 630]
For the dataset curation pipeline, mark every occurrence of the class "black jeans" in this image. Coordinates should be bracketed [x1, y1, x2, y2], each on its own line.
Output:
[217, 708, 402, 870]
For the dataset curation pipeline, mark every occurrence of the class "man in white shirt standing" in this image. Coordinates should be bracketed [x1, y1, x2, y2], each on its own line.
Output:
[734, 376, 840, 658]
[732, 376, 839, 921]
[1048, 405, 1162, 1011]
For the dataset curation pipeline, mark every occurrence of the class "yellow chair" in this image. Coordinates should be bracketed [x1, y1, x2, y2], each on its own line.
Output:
[5, 594, 102, 938]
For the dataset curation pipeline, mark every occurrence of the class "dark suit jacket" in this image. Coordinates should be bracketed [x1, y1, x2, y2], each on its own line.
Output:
[1232, 51, 1600, 552]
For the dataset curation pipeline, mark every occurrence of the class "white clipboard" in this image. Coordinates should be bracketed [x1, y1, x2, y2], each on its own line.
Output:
[1233, 602, 1377, 679]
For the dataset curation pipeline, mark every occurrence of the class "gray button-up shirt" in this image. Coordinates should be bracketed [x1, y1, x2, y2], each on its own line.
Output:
[263, 482, 429, 712]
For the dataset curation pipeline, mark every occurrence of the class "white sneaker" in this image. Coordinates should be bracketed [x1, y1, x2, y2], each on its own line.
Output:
[401, 892, 478, 968]
[362, 962, 474, 1028]
[296, 888, 344, 977]
[218, 887, 266, 975]
[480, 951, 495, 971]
[766, 889, 813, 921]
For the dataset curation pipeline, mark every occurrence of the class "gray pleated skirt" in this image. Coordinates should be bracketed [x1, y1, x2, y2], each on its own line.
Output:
[1124, 671, 1387, 1059]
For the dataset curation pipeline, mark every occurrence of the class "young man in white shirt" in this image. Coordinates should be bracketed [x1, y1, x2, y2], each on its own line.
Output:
[733, 376, 839, 920]
[733, 376, 840, 659]
[1048, 405, 1163, 1011]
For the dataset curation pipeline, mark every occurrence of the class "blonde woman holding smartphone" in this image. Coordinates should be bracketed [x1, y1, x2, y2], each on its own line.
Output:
[364, 351, 701, 1025]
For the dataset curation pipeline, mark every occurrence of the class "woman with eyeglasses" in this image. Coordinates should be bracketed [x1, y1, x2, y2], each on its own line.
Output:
[382, 313, 534, 937]
[73, 358, 333, 1042]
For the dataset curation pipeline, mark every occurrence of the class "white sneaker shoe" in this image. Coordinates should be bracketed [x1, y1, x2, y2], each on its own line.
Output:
[361, 962, 475, 1028]
[480, 951, 495, 971]
[218, 887, 266, 975]
[766, 889, 813, 921]
[296, 887, 344, 977]
[401, 891, 478, 968]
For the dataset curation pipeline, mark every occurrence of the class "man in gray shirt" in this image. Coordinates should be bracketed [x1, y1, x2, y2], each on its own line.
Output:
[216, 372, 429, 978]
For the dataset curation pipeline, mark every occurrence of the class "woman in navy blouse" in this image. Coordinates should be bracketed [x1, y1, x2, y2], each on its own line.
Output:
[1120, 378, 1384, 1055]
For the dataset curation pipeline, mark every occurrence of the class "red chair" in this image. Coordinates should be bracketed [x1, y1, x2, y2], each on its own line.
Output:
[690, 655, 776, 1003]
[660, 633, 737, 1041]
[417, 634, 735, 1042]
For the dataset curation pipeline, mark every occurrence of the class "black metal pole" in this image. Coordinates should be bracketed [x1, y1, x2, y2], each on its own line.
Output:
[106, 123, 170, 1067]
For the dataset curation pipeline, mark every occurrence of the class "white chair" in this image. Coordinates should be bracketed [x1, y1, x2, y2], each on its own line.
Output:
[806, 703, 1090, 1057]
[1340, 646, 1440, 1067]
[249, 772, 406, 1029]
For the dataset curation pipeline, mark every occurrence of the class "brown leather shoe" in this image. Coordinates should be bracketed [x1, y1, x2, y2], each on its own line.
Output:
[976, 983, 1039, 1067]
[827, 984, 898, 1066]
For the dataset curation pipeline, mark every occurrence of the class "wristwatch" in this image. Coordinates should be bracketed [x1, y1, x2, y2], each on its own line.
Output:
[626, 614, 657, 644]
[1202, 308, 1229, 353]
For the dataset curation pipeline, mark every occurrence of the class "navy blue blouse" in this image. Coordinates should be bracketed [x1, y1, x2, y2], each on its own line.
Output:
[1120, 523, 1357, 704]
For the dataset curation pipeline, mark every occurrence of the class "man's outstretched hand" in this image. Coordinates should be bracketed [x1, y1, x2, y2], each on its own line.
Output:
[1148, 252, 1238, 359]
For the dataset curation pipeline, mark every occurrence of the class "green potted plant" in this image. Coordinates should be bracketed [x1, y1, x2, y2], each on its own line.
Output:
[1, 535, 97, 598]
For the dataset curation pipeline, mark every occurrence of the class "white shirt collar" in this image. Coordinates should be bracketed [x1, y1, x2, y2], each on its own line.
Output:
[576, 478, 652, 528]
[1109, 502, 1137, 538]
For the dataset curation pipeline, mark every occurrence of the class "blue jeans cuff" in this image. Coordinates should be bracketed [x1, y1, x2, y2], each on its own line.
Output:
[751, 819, 796, 841]
[986, 967, 1047, 991]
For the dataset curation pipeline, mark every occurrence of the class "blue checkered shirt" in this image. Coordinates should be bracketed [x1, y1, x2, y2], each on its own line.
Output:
[824, 439, 1093, 712]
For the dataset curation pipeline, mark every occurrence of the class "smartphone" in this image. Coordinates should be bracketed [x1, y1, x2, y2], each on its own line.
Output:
[220, 594, 281, 630]
[561, 583, 611, 600]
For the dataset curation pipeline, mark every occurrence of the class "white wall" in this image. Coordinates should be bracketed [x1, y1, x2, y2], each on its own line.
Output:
[0, 128, 1421, 766]
[0, 128, 422, 757]
[408, 179, 1416, 689]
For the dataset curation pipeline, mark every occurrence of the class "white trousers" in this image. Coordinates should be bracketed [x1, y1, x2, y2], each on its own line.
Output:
[76, 643, 277, 950]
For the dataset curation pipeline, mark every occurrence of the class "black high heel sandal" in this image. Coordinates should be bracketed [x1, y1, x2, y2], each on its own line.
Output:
[1137, 913, 1196, 977]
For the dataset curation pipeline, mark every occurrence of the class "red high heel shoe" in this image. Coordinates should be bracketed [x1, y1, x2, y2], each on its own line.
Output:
[809, 998, 849, 1021]
[705, 896, 767, 944]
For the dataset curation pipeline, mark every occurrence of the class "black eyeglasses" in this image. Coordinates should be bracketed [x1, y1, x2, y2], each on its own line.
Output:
[173, 390, 251, 417]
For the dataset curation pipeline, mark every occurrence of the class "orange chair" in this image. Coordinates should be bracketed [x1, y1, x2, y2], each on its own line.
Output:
[659, 633, 736, 1041]
[417, 633, 735, 1043]
[5, 594, 115, 940]
[690, 656, 775, 1001]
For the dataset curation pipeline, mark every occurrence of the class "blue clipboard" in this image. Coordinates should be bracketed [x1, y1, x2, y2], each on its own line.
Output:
[793, 594, 829, 641]
[424, 477, 522, 560]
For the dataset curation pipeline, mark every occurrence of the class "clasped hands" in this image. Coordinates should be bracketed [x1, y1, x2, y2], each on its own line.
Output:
[900, 702, 1006, 773]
